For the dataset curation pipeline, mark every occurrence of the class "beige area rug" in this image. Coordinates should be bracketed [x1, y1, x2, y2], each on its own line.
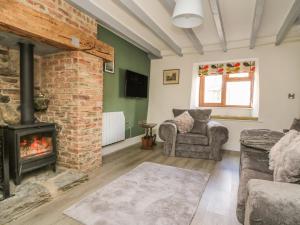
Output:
[64, 162, 210, 225]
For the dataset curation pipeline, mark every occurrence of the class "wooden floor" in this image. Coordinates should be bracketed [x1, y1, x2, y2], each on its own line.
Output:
[7, 144, 241, 225]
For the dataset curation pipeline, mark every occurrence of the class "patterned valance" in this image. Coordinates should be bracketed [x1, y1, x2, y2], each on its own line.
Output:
[199, 61, 256, 76]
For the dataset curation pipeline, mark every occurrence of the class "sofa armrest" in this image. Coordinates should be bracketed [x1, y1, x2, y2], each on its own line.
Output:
[159, 121, 177, 156]
[244, 179, 300, 225]
[207, 120, 229, 146]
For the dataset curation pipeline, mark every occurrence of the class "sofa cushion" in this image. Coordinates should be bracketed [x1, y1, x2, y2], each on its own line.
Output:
[173, 111, 194, 134]
[240, 129, 284, 151]
[173, 109, 211, 135]
[236, 168, 273, 224]
[290, 118, 300, 131]
[240, 146, 272, 175]
[176, 133, 209, 146]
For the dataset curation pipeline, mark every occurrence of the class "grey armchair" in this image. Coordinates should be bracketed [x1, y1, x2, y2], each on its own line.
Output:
[159, 109, 229, 161]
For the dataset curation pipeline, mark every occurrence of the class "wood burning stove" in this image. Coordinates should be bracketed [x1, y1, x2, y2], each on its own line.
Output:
[4, 123, 56, 185]
[1, 43, 57, 185]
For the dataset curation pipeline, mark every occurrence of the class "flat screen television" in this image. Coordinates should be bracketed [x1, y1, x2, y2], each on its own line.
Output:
[125, 70, 148, 98]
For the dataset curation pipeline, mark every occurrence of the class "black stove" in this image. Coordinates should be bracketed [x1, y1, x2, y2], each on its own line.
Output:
[1, 43, 56, 186]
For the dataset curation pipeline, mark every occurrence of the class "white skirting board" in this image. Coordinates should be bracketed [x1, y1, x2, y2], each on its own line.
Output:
[102, 135, 143, 156]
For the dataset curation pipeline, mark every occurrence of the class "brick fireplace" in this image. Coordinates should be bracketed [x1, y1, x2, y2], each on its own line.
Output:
[0, 0, 106, 173]
[37, 51, 103, 171]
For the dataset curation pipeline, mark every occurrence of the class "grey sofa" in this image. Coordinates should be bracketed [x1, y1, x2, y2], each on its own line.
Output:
[237, 129, 300, 225]
[158, 109, 228, 161]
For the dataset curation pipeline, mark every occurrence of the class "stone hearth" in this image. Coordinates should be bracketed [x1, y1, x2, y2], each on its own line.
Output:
[0, 167, 88, 224]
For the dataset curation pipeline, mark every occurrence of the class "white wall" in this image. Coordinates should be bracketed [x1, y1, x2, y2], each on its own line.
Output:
[147, 42, 300, 151]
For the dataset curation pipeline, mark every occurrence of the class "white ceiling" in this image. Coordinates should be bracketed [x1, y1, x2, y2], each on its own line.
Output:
[84, 0, 300, 56]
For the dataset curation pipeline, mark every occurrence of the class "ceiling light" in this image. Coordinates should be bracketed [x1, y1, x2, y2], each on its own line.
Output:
[172, 0, 204, 28]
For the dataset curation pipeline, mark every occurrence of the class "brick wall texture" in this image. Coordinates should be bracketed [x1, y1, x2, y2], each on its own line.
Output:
[37, 51, 103, 171]
[0, 0, 103, 171]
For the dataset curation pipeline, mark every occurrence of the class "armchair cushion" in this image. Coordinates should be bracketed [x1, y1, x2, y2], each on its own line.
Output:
[173, 111, 194, 133]
[190, 121, 208, 136]
[173, 108, 212, 120]
[176, 133, 209, 146]
[173, 109, 212, 135]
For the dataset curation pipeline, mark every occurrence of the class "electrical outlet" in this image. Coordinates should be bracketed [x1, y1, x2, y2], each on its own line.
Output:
[288, 93, 295, 99]
[71, 36, 80, 48]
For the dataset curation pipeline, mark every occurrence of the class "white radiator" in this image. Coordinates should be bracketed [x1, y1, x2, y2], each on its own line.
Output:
[102, 112, 126, 146]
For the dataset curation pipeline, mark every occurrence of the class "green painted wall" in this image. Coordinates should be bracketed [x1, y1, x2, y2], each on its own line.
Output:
[97, 26, 150, 138]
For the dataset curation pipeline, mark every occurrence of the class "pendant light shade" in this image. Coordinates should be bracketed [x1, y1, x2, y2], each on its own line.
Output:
[172, 0, 204, 28]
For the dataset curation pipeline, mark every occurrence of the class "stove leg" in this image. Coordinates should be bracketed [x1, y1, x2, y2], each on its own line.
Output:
[52, 163, 56, 173]
[14, 175, 21, 186]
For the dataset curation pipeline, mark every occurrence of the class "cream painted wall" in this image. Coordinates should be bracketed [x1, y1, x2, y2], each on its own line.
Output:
[148, 42, 300, 151]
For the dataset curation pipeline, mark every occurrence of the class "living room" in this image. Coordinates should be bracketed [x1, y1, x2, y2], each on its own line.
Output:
[0, 0, 300, 225]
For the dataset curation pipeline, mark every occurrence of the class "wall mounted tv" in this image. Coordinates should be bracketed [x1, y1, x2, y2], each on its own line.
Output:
[125, 70, 148, 98]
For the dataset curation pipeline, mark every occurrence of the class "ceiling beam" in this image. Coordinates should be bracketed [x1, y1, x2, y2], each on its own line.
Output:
[66, 0, 162, 58]
[159, 0, 175, 12]
[275, 0, 300, 46]
[209, 0, 227, 52]
[250, 0, 265, 49]
[118, 0, 182, 56]
[183, 29, 204, 55]
[159, 0, 204, 54]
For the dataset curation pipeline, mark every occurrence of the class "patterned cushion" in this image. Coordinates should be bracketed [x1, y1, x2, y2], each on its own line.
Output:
[173, 111, 194, 134]
[173, 109, 211, 135]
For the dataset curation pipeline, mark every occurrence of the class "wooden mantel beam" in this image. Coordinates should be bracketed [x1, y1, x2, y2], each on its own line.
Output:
[0, 0, 114, 62]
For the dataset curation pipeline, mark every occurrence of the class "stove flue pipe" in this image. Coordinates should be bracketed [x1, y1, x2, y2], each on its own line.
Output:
[19, 43, 34, 125]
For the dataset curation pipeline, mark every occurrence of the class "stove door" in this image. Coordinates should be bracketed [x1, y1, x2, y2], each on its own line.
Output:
[16, 126, 56, 162]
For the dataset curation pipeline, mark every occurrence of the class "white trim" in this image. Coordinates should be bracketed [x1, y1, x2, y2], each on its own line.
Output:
[102, 135, 143, 156]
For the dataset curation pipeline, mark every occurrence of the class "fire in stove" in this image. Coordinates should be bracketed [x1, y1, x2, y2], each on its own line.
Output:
[20, 134, 53, 159]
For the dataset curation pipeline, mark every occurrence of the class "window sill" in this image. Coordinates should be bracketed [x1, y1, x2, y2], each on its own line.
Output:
[200, 106, 253, 110]
[211, 115, 259, 121]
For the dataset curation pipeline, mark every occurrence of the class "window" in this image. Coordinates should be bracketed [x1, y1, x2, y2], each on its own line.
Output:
[199, 72, 255, 108]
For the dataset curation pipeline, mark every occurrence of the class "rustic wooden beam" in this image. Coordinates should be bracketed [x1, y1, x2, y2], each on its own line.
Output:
[0, 0, 114, 62]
